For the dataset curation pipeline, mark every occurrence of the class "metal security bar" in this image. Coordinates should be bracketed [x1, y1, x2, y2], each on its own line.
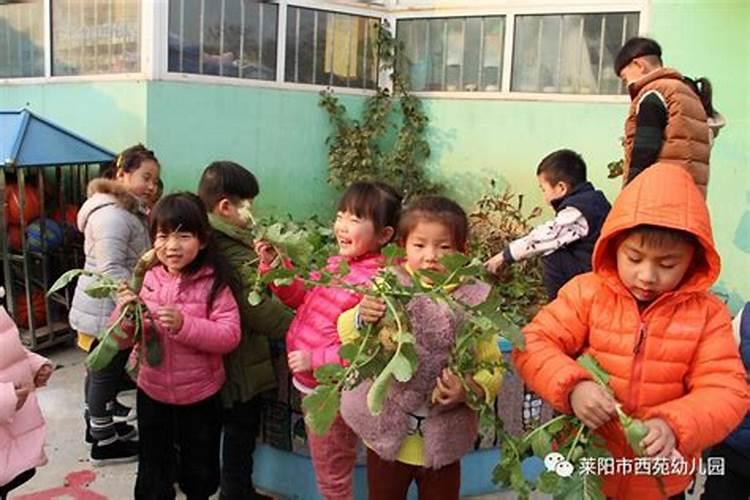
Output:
[0, 163, 93, 350]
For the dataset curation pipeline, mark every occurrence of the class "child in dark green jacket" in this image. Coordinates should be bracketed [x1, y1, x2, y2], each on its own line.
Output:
[198, 161, 293, 500]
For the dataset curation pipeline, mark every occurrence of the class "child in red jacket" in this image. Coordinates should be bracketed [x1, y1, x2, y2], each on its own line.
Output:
[256, 182, 401, 499]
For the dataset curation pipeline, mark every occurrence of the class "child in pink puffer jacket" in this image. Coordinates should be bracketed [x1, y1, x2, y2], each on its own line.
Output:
[116, 193, 240, 500]
[0, 305, 53, 500]
[256, 181, 402, 500]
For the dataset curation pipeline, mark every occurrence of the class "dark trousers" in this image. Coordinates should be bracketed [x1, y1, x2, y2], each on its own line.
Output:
[85, 346, 131, 441]
[0, 469, 35, 500]
[134, 389, 222, 500]
[366, 448, 460, 500]
[220, 397, 264, 500]
[701, 442, 750, 500]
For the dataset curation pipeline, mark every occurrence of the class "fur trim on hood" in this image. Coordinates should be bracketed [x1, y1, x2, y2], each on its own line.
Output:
[77, 178, 146, 233]
[86, 178, 142, 213]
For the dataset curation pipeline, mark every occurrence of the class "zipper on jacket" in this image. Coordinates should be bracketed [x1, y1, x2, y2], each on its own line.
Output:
[633, 322, 646, 354]
[164, 274, 177, 391]
[628, 321, 647, 413]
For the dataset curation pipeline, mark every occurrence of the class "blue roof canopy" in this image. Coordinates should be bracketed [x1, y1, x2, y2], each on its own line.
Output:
[0, 109, 115, 168]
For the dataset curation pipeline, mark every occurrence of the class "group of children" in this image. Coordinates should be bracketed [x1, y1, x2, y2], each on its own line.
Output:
[1, 36, 748, 500]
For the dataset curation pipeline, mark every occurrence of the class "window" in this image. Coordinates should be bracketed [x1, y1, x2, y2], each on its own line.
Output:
[285, 7, 379, 89]
[168, 0, 278, 80]
[398, 16, 506, 92]
[52, 0, 141, 75]
[3, 0, 643, 97]
[511, 12, 639, 94]
[0, 0, 44, 78]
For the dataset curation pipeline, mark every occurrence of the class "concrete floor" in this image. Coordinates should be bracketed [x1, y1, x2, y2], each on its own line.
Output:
[12, 344, 138, 499]
[10, 344, 707, 500]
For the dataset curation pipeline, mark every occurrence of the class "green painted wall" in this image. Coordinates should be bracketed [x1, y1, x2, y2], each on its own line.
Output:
[650, 0, 750, 310]
[144, 82, 359, 218]
[417, 0, 750, 310]
[0, 81, 147, 150]
[1, 0, 747, 308]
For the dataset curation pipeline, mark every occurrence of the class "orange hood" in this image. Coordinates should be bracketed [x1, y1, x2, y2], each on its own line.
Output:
[592, 163, 720, 294]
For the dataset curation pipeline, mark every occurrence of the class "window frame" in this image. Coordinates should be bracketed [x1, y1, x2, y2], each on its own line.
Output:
[0, 0, 148, 85]
[157, 0, 383, 95]
[396, 14, 509, 94]
[0, 0, 648, 103]
[394, 1, 648, 102]
[282, 4, 382, 89]
[0, 0, 46, 79]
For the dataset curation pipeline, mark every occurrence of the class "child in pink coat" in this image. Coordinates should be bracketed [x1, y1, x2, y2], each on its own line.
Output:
[116, 193, 241, 499]
[0, 305, 53, 500]
[256, 181, 402, 500]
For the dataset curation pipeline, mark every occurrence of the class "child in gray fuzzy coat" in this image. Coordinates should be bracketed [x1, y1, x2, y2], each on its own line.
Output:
[337, 196, 503, 500]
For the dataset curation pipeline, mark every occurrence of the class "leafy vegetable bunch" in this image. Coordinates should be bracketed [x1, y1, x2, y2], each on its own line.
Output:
[48, 249, 161, 372]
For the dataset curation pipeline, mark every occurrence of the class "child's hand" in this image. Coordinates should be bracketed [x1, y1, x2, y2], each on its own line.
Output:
[116, 282, 139, 308]
[288, 350, 312, 373]
[432, 369, 466, 406]
[157, 306, 184, 333]
[34, 364, 54, 387]
[254, 240, 279, 267]
[570, 380, 617, 429]
[640, 418, 676, 458]
[359, 295, 386, 325]
[485, 253, 505, 275]
[14, 385, 31, 410]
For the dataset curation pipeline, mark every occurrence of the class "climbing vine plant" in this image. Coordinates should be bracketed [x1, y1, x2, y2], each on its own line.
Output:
[319, 20, 440, 200]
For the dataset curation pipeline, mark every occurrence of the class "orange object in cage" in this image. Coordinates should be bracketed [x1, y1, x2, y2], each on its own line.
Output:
[6, 183, 41, 224]
[7, 225, 22, 252]
[51, 204, 79, 227]
[15, 290, 47, 329]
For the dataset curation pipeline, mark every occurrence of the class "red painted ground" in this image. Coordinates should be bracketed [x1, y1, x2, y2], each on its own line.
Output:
[14, 470, 107, 500]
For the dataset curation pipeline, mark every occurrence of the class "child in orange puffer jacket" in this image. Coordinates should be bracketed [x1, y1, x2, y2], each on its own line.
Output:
[513, 163, 749, 499]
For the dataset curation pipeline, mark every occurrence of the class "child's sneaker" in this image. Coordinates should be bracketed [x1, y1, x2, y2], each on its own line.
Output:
[112, 400, 137, 423]
[115, 422, 138, 441]
[86, 423, 138, 445]
[90, 439, 139, 466]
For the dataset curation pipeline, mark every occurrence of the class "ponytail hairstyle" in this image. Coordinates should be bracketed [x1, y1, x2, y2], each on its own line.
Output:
[149, 192, 239, 314]
[102, 144, 160, 179]
[684, 76, 718, 118]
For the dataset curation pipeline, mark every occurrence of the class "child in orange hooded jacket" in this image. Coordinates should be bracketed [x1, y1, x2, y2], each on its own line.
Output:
[513, 163, 749, 499]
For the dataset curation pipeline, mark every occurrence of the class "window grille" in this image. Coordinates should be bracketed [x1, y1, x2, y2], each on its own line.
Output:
[168, 0, 278, 80]
[284, 6, 379, 89]
[398, 16, 505, 92]
[511, 12, 639, 94]
[52, 0, 141, 76]
[0, 0, 44, 78]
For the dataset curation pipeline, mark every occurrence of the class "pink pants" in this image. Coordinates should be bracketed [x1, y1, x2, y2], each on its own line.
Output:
[306, 413, 358, 500]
